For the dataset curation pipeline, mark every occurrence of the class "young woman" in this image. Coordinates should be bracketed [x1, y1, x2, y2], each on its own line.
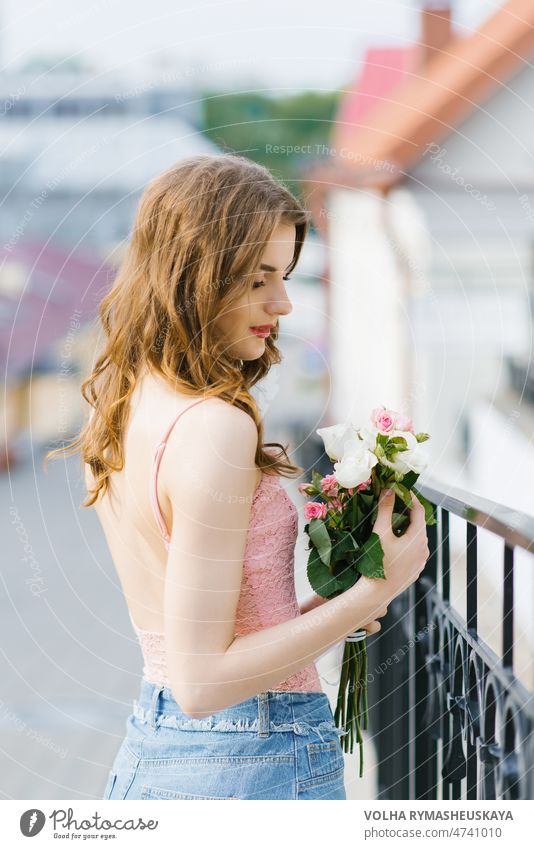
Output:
[46, 153, 429, 800]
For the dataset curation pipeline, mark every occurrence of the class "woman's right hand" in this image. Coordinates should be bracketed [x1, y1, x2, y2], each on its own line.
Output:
[362, 488, 430, 604]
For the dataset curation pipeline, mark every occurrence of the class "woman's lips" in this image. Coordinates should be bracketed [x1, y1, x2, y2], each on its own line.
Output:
[250, 325, 272, 337]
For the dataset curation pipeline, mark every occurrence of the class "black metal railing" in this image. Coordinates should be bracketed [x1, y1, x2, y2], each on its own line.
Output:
[365, 475, 534, 800]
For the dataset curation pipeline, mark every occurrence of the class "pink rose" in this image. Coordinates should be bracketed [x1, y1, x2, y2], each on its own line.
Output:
[347, 487, 354, 496]
[357, 477, 372, 492]
[298, 482, 312, 496]
[395, 413, 414, 433]
[304, 501, 328, 521]
[329, 497, 343, 511]
[320, 474, 339, 496]
[371, 406, 396, 434]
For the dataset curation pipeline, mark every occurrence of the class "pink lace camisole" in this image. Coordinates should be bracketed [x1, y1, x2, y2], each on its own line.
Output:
[129, 397, 322, 693]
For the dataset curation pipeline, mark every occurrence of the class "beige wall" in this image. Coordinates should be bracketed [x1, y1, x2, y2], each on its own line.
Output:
[2, 322, 99, 451]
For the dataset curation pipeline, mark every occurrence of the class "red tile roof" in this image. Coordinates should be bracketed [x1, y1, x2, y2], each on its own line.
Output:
[303, 0, 534, 236]
[0, 242, 113, 380]
[333, 46, 420, 145]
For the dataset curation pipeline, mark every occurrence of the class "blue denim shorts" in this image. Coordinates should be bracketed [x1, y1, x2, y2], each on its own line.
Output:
[102, 677, 347, 800]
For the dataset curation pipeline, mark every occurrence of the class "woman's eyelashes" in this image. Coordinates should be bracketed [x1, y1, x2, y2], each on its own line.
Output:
[252, 275, 292, 289]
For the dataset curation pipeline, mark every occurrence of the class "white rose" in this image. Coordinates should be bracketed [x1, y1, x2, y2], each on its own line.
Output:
[403, 445, 429, 474]
[380, 431, 429, 474]
[333, 438, 378, 487]
[356, 426, 378, 451]
[389, 429, 418, 449]
[316, 422, 359, 461]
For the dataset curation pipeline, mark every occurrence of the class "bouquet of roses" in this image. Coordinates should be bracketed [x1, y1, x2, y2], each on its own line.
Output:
[298, 405, 436, 777]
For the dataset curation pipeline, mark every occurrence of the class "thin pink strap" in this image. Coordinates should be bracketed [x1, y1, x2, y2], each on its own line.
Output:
[149, 397, 210, 544]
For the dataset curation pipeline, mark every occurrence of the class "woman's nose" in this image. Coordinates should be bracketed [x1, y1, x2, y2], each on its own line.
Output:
[273, 299, 292, 317]
[267, 286, 292, 317]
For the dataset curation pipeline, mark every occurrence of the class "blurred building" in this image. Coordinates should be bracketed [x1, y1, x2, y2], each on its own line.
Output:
[302, 0, 534, 489]
[0, 67, 217, 254]
[0, 66, 220, 467]
[302, 0, 534, 679]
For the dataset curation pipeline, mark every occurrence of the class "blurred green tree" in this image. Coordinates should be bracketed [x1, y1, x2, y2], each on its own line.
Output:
[201, 90, 340, 207]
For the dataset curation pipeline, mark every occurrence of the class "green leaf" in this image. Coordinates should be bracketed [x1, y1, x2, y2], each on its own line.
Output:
[351, 494, 372, 544]
[359, 492, 375, 509]
[412, 487, 437, 525]
[331, 529, 358, 561]
[392, 481, 413, 508]
[400, 470, 419, 490]
[307, 547, 343, 597]
[355, 532, 385, 579]
[311, 469, 324, 490]
[415, 432, 430, 443]
[369, 502, 378, 528]
[332, 559, 359, 591]
[392, 511, 408, 531]
[308, 517, 332, 567]
[388, 436, 409, 449]
[374, 443, 386, 460]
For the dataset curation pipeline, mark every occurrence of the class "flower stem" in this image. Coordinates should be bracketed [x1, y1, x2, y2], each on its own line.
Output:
[334, 633, 368, 778]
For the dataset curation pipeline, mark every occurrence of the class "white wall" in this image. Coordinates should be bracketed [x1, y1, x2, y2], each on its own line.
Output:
[465, 400, 534, 690]
[325, 187, 410, 428]
[412, 61, 534, 190]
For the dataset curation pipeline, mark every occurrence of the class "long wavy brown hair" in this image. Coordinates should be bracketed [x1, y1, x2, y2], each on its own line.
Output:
[44, 153, 311, 506]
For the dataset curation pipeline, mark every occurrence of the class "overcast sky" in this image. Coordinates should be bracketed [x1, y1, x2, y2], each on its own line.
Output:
[2, 0, 503, 90]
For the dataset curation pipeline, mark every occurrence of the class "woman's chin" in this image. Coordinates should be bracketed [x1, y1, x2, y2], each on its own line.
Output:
[241, 336, 266, 358]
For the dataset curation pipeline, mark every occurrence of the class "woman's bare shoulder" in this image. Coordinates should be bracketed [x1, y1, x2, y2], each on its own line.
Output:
[167, 396, 258, 455]
[162, 400, 259, 509]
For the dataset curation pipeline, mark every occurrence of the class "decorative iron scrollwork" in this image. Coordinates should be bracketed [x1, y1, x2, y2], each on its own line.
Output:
[363, 478, 534, 800]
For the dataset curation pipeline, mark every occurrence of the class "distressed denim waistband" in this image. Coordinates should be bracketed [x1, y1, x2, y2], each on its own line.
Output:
[132, 679, 348, 742]
[132, 700, 347, 742]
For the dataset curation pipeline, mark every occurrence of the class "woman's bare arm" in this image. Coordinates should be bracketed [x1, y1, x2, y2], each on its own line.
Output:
[298, 592, 329, 615]
[195, 575, 385, 716]
[161, 401, 390, 718]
